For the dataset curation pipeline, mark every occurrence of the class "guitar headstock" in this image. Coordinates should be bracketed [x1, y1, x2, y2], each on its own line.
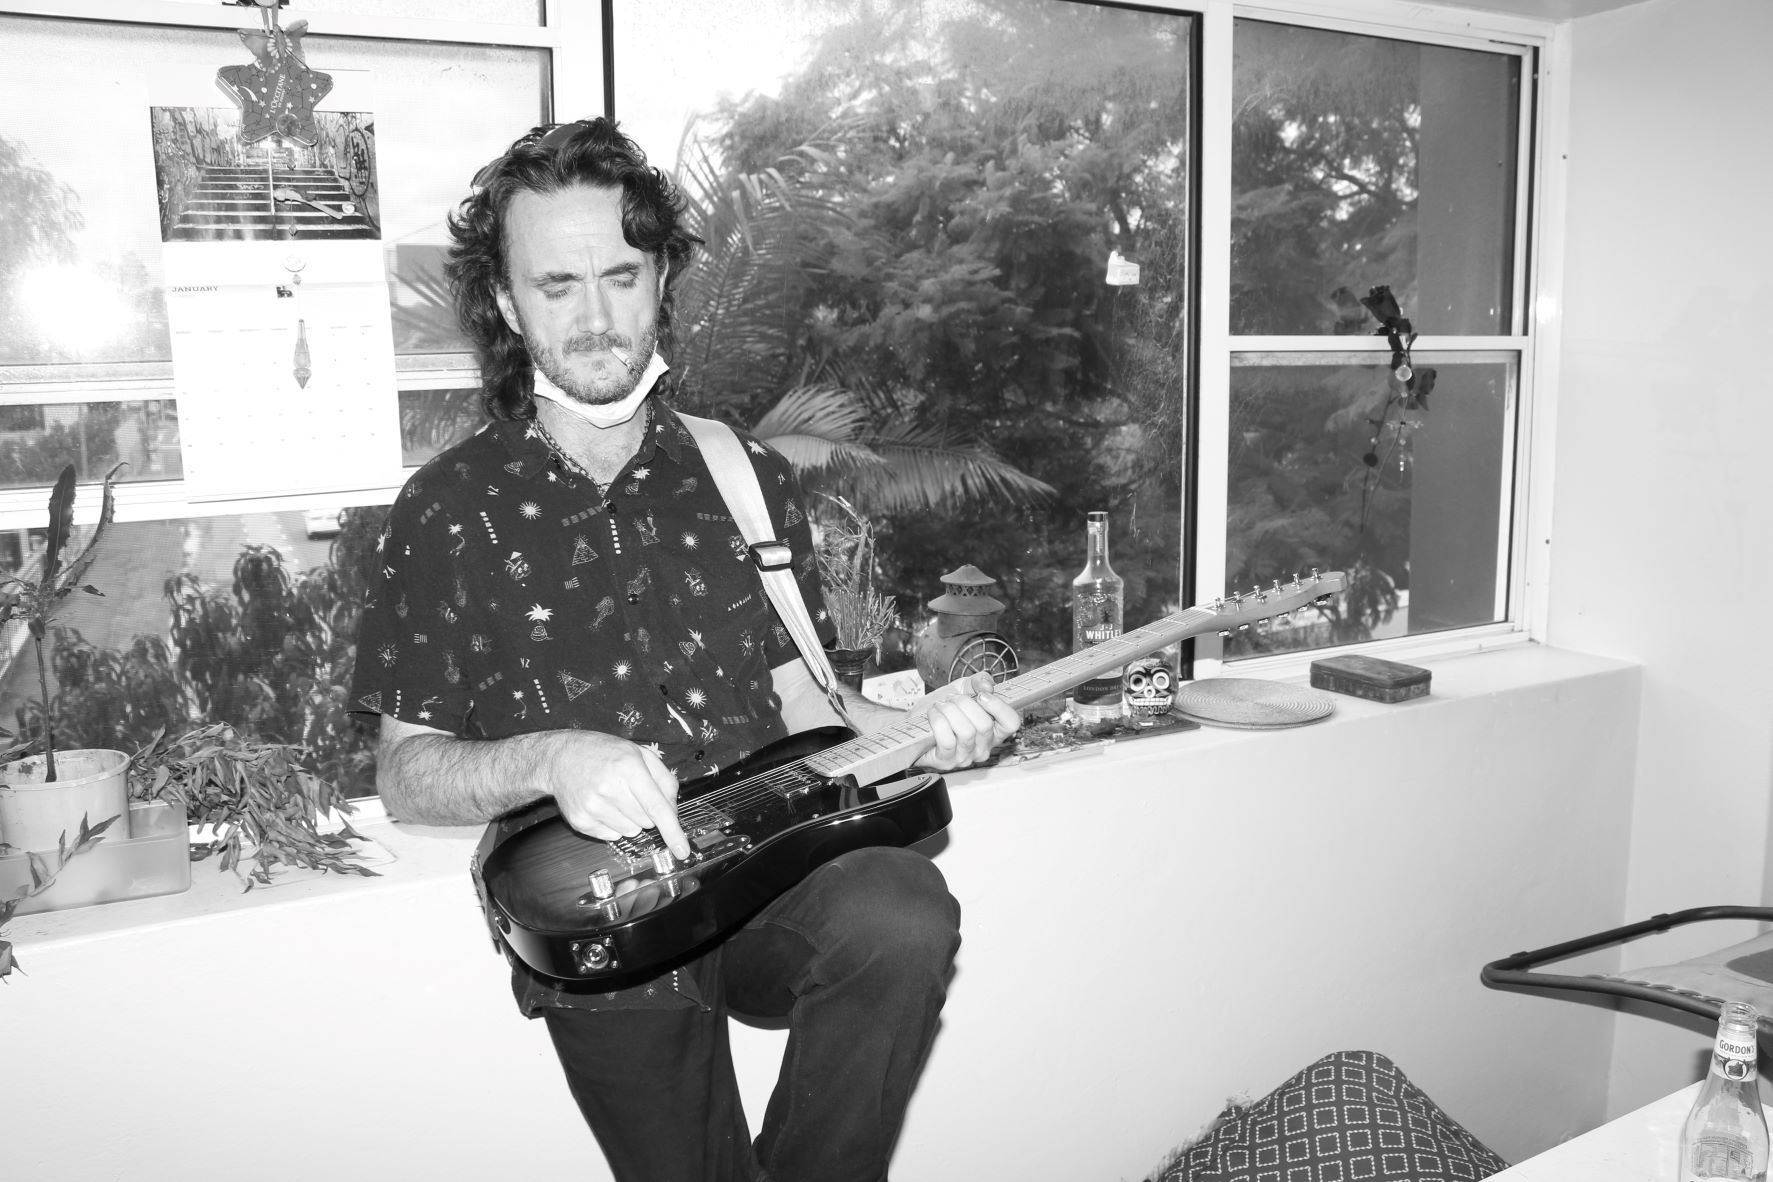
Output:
[1202, 569, 1346, 639]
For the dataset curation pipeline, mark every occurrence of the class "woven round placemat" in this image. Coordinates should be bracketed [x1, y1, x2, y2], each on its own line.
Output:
[1172, 677, 1335, 729]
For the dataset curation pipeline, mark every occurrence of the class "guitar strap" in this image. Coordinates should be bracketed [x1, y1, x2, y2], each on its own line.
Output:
[678, 412, 857, 732]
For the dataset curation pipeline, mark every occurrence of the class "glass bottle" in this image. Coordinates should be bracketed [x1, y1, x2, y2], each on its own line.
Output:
[1069, 511, 1126, 725]
[1680, 1002, 1769, 1182]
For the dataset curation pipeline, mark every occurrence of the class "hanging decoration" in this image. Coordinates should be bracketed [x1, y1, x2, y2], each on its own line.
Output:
[1357, 284, 1436, 532]
[284, 254, 312, 388]
[215, 0, 334, 147]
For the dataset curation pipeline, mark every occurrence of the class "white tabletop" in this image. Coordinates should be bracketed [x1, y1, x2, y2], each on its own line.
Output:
[1493, 1083, 1771, 1181]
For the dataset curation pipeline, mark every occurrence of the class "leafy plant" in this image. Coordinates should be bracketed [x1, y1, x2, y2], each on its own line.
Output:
[0, 811, 117, 982]
[131, 723, 376, 889]
[32, 508, 386, 799]
[814, 494, 900, 653]
[0, 462, 125, 780]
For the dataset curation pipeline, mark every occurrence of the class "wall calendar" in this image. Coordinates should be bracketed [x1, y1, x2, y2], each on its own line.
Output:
[152, 63, 404, 503]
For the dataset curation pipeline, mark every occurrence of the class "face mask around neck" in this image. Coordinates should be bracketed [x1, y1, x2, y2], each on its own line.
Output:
[531, 350, 670, 427]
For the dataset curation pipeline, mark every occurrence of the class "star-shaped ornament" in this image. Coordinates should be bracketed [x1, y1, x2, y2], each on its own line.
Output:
[215, 4, 334, 146]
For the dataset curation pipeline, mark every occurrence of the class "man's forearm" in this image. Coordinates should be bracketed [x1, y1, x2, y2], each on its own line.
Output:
[377, 728, 557, 826]
[835, 682, 907, 735]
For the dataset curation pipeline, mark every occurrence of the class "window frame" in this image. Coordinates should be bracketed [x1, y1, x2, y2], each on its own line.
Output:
[1194, 0, 1559, 679]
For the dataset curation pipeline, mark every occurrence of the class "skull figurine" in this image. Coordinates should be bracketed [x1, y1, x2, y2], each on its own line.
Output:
[1122, 657, 1175, 725]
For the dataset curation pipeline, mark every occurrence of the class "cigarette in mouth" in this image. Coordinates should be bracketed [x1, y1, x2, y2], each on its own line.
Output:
[607, 344, 633, 366]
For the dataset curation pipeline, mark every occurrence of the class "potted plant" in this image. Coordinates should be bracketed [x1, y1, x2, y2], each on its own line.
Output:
[814, 495, 901, 690]
[0, 463, 131, 855]
[0, 464, 375, 912]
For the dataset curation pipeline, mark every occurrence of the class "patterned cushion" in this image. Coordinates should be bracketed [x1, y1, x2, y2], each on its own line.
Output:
[1152, 1050, 1510, 1182]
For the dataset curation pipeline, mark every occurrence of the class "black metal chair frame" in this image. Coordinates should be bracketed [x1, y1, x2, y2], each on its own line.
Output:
[1482, 905, 1773, 1028]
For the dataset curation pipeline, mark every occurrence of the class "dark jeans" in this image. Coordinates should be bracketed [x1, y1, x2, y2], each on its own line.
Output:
[541, 847, 961, 1182]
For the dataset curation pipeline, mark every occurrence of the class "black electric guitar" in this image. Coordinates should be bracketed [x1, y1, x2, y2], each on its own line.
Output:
[474, 571, 1345, 983]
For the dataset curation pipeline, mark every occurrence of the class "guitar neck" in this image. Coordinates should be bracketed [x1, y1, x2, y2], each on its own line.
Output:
[801, 571, 1343, 787]
[803, 607, 1214, 784]
[987, 607, 1216, 712]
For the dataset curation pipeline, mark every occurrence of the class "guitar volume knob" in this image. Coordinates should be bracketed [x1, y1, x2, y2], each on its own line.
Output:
[652, 848, 676, 875]
[588, 869, 615, 900]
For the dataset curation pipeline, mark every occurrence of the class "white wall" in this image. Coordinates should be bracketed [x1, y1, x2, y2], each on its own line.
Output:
[1547, 0, 1773, 1116]
[0, 648, 1639, 1180]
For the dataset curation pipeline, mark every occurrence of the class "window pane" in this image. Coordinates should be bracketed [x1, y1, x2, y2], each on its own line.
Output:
[1224, 355, 1512, 657]
[615, 0, 1193, 681]
[0, 401, 182, 487]
[1230, 20, 1520, 336]
[399, 388, 483, 466]
[0, 15, 547, 366]
[0, 503, 388, 798]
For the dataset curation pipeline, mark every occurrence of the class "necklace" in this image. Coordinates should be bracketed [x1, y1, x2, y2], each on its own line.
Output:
[531, 402, 652, 491]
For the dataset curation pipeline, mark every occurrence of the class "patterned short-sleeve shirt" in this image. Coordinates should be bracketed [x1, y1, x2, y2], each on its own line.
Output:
[350, 398, 834, 783]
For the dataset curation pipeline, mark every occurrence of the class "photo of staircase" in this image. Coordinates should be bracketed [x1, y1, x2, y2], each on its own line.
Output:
[164, 162, 377, 241]
[150, 106, 381, 244]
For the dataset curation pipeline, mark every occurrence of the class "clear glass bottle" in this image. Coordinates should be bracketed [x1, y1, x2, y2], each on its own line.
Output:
[1069, 511, 1126, 725]
[1681, 1002, 1769, 1182]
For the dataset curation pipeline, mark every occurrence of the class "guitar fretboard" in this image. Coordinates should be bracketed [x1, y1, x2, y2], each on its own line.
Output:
[803, 573, 1341, 783]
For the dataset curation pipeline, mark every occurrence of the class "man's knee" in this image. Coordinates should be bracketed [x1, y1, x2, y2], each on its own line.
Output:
[819, 847, 960, 968]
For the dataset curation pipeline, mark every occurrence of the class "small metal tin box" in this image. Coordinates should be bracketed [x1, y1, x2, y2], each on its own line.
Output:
[1308, 654, 1430, 703]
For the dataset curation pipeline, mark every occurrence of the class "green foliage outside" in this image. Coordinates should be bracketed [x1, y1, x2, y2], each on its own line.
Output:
[0, 404, 124, 489]
[0, 132, 81, 366]
[662, 0, 1192, 667]
[1225, 24, 1518, 651]
[27, 507, 389, 797]
[0, 133, 168, 366]
[1225, 24, 1429, 651]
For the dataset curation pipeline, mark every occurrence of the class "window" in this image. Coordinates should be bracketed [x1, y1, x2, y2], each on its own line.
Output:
[1213, 15, 1531, 662]
[0, 0, 1550, 802]
[613, 0, 1196, 676]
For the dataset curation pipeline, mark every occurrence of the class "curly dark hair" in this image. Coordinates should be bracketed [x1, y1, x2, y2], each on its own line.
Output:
[444, 118, 702, 421]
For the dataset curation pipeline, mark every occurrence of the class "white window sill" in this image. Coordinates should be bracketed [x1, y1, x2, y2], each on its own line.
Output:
[6, 640, 1635, 953]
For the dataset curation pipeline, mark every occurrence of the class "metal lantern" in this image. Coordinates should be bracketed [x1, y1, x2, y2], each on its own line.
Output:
[913, 564, 1019, 688]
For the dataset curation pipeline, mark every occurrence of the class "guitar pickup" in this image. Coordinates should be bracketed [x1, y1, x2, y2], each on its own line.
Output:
[683, 805, 733, 836]
[691, 828, 736, 853]
[690, 834, 751, 862]
[772, 771, 858, 801]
